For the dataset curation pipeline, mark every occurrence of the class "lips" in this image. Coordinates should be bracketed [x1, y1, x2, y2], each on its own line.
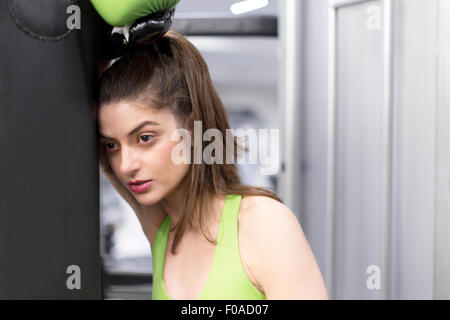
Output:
[129, 180, 153, 193]
[128, 179, 152, 186]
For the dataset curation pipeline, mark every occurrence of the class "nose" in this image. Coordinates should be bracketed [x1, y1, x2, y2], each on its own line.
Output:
[119, 145, 141, 175]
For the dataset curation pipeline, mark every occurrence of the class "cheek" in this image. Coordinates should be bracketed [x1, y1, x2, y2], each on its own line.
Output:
[151, 141, 176, 169]
[164, 140, 190, 176]
[154, 140, 188, 171]
[162, 141, 176, 161]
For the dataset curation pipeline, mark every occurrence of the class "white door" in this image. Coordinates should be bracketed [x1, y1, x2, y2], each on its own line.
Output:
[327, 0, 450, 299]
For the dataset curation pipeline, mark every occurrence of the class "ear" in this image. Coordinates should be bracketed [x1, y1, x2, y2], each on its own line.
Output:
[183, 113, 194, 146]
[183, 112, 193, 128]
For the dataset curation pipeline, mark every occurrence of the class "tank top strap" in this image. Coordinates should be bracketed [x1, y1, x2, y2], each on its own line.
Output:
[216, 193, 242, 248]
[151, 215, 170, 299]
[198, 193, 258, 298]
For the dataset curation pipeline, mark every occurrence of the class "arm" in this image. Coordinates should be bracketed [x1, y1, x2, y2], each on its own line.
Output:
[241, 200, 328, 300]
[99, 165, 165, 247]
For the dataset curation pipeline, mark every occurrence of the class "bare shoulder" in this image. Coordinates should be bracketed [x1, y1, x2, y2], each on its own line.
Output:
[238, 194, 328, 299]
[240, 194, 287, 213]
[239, 195, 300, 231]
[238, 194, 303, 268]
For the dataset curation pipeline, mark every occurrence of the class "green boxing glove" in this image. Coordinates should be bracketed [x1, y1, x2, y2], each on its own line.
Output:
[91, 0, 180, 27]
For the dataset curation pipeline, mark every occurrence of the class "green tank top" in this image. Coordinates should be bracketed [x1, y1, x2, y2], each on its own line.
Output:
[151, 194, 267, 300]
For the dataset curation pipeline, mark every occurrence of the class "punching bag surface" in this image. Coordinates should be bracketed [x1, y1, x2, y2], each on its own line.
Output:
[0, 0, 101, 299]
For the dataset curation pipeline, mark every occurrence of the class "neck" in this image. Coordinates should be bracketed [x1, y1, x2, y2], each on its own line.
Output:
[159, 187, 186, 229]
[160, 186, 226, 236]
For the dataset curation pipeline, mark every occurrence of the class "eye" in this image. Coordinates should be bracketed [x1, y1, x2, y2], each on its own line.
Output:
[102, 141, 117, 152]
[140, 134, 154, 143]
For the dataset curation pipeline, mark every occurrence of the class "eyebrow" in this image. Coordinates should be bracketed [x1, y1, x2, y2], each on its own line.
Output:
[100, 120, 160, 140]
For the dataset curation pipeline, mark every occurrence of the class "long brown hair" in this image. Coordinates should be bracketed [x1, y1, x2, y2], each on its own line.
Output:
[94, 30, 283, 254]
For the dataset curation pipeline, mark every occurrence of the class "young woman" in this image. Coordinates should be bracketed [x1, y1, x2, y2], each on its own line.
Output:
[94, 30, 328, 300]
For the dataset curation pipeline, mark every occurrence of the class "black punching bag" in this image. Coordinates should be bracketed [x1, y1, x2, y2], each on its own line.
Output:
[0, 0, 101, 299]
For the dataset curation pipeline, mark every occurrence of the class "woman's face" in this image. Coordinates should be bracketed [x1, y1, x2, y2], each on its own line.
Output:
[98, 100, 190, 205]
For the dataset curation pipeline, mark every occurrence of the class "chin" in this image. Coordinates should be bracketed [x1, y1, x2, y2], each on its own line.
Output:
[134, 190, 161, 206]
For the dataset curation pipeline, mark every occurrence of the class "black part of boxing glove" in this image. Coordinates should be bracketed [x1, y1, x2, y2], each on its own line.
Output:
[128, 8, 176, 47]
